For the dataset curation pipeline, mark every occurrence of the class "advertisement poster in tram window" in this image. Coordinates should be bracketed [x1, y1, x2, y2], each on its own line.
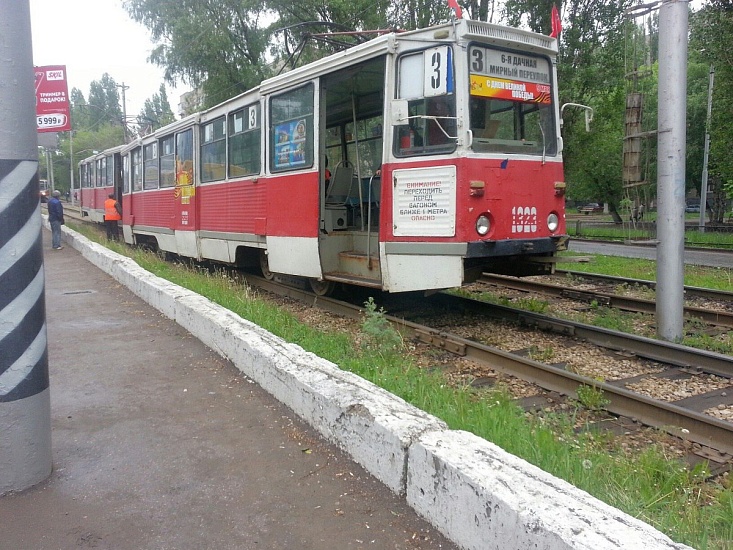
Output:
[34, 65, 72, 132]
[274, 119, 307, 169]
[468, 47, 551, 104]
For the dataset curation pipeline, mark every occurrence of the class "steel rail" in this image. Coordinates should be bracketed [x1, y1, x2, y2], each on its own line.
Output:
[427, 292, 733, 379]
[555, 269, 733, 303]
[479, 273, 733, 328]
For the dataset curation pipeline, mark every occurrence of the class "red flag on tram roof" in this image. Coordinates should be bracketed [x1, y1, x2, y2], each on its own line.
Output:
[550, 4, 562, 38]
[447, 0, 462, 19]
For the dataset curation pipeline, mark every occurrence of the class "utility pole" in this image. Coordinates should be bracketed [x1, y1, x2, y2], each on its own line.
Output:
[0, 0, 53, 493]
[656, 0, 688, 342]
[117, 82, 130, 142]
[699, 65, 714, 232]
[70, 130, 75, 206]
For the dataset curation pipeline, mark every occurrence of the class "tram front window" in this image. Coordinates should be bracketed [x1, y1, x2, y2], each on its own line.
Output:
[468, 45, 556, 156]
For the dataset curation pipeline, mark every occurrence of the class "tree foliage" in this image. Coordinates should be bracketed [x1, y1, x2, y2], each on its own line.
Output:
[124, 0, 274, 107]
[690, 2, 733, 220]
[137, 84, 176, 135]
[87, 73, 125, 128]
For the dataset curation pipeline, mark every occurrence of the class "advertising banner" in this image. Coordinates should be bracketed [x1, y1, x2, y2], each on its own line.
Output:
[34, 65, 72, 132]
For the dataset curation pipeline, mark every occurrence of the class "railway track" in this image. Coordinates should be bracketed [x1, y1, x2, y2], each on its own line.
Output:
[242, 274, 733, 471]
[479, 273, 733, 328]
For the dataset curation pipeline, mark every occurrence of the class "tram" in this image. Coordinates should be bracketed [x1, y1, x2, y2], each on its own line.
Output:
[80, 19, 568, 294]
[79, 145, 125, 223]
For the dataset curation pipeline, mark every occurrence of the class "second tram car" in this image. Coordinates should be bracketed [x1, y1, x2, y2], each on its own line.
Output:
[80, 20, 569, 294]
[79, 145, 125, 223]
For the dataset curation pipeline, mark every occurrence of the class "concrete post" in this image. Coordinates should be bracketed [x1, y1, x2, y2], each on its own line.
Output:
[0, 0, 53, 494]
[656, 0, 688, 342]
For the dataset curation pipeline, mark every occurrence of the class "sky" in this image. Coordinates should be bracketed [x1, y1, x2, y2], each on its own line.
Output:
[29, 0, 191, 120]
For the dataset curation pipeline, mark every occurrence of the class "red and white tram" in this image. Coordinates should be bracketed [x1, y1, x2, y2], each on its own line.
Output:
[79, 145, 125, 223]
[80, 20, 568, 294]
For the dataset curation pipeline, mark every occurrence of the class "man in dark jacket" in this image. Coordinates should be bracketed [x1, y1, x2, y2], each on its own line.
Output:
[47, 189, 65, 249]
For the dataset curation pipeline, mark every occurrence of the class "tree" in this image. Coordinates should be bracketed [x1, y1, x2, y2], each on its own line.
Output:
[124, 0, 273, 108]
[87, 73, 125, 129]
[689, 2, 733, 222]
[137, 84, 176, 135]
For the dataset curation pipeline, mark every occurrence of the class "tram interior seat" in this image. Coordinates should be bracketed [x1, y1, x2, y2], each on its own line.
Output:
[473, 120, 500, 139]
[325, 160, 355, 206]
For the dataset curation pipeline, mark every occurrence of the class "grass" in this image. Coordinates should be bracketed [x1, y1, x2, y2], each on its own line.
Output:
[559, 252, 733, 291]
[566, 216, 733, 249]
[70, 223, 733, 549]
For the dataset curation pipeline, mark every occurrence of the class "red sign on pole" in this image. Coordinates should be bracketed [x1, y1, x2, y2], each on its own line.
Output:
[34, 65, 72, 133]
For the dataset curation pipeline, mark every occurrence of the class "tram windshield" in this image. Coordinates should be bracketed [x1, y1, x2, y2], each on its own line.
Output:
[393, 46, 458, 157]
[468, 45, 557, 156]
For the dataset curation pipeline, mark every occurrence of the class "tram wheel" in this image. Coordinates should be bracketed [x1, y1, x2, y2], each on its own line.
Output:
[260, 251, 275, 280]
[309, 278, 336, 296]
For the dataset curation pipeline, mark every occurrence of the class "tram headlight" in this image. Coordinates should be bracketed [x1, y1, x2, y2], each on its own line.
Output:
[547, 212, 559, 232]
[476, 214, 491, 236]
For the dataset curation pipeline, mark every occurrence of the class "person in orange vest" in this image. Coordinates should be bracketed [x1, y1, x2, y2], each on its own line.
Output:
[104, 193, 122, 241]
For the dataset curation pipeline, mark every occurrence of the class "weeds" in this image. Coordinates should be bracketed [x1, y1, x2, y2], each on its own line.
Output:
[576, 381, 610, 411]
[360, 297, 403, 356]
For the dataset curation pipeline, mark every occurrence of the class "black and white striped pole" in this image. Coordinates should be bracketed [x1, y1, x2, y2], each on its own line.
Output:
[0, 0, 53, 494]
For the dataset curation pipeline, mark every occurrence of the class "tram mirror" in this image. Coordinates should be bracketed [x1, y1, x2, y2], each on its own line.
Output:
[390, 99, 409, 125]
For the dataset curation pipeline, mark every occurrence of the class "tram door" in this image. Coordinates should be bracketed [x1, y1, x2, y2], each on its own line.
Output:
[173, 128, 199, 258]
[317, 56, 386, 287]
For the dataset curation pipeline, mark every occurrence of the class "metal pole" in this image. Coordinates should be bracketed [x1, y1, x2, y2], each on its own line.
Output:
[69, 130, 75, 207]
[699, 65, 713, 231]
[656, 0, 688, 342]
[118, 82, 130, 142]
[0, 0, 53, 493]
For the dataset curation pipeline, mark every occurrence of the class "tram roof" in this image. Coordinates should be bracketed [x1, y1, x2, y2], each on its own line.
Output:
[78, 143, 128, 166]
[260, 19, 557, 95]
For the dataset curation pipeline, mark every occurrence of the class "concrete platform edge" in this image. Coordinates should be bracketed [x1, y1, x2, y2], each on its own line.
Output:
[54, 222, 693, 550]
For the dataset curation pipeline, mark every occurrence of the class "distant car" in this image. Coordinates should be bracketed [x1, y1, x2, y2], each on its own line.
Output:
[685, 200, 701, 213]
[578, 202, 603, 214]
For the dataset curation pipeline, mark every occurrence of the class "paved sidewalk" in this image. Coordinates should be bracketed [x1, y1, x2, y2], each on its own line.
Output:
[0, 231, 455, 550]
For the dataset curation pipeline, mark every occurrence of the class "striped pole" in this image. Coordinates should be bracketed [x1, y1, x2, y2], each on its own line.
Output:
[0, 0, 53, 494]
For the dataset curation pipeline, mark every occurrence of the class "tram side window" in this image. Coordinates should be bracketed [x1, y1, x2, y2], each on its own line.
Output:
[80, 164, 88, 188]
[200, 117, 226, 183]
[131, 148, 143, 192]
[106, 155, 114, 187]
[84, 163, 92, 188]
[159, 135, 175, 188]
[270, 84, 314, 173]
[96, 158, 106, 187]
[176, 129, 194, 185]
[122, 155, 130, 194]
[394, 48, 457, 157]
[345, 116, 383, 177]
[143, 142, 159, 190]
[229, 105, 261, 177]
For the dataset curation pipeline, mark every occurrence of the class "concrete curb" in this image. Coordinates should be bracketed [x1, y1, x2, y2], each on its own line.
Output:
[54, 222, 692, 550]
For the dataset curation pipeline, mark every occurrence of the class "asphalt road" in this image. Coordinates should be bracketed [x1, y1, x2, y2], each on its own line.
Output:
[568, 239, 733, 269]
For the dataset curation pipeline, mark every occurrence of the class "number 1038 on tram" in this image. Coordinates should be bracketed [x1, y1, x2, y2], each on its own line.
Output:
[79, 19, 569, 295]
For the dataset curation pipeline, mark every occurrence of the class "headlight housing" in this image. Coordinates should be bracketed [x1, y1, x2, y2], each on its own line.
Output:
[476, 214, 491, 236]
[547, 212, 559, 232]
